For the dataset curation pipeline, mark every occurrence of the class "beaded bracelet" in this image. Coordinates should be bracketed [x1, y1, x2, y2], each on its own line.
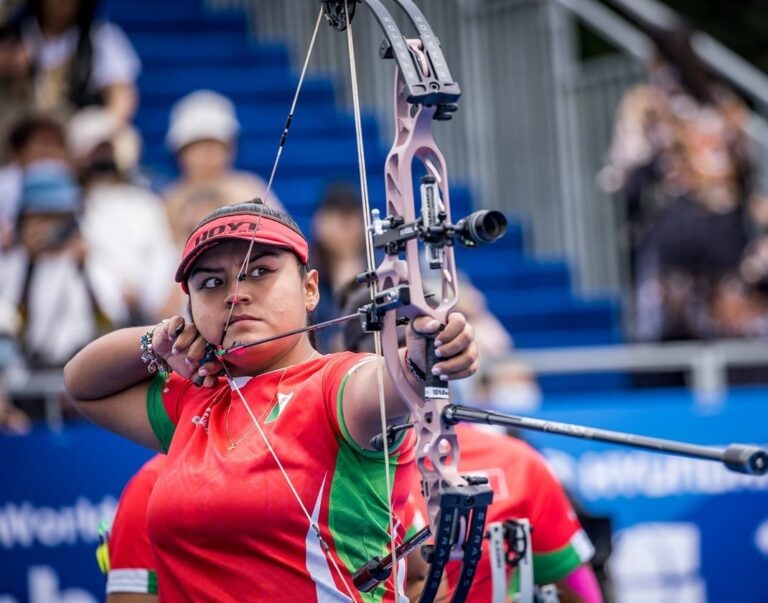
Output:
[139, 321, 172, 375]
[404, 351, 427, 383]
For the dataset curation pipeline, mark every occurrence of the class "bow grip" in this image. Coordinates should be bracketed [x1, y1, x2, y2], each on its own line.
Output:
[422, 333, 443, 389]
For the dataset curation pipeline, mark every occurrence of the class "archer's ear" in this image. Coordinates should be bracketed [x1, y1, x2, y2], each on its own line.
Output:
[304, 269, 320, 311]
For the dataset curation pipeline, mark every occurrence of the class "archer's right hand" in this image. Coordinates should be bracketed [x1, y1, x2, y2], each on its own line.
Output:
[151, 317, 221, 387]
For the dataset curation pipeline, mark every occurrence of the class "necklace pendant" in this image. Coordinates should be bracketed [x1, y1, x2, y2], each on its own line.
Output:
[227, 442, 237, 452]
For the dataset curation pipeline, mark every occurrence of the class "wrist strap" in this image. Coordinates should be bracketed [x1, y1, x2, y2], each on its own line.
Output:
[404, 351, 426, 383]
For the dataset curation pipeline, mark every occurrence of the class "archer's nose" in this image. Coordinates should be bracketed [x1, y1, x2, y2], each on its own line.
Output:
[226, 278, 252, 307]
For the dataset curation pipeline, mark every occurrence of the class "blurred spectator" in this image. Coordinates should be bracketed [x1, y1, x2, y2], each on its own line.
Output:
[0, 7, 31, 161]
[0, 112, 68, 248]
[424, 272, 514, 403]
[475, 357, 541, 413]
[1, 0, 139, 119]
[156, 184, 244, 320]
[601, 24, 763, 342]
[310, 182, 367, 352]
[0, 160, 125, 371]
[68, 107, 176, 325]
[163, 90, 282, 246]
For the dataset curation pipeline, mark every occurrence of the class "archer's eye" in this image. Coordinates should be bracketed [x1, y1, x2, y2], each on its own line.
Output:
[248, 266, 271, 278]
[200, 277, 223, 290]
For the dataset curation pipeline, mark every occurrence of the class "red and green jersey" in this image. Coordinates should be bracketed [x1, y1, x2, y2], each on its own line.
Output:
[146, 352, 414, 602]
[106, 454, 166, 595]
[405, 423, 593, 602]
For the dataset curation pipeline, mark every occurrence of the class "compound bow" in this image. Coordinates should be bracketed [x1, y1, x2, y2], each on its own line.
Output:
[206, 2, 768, 602]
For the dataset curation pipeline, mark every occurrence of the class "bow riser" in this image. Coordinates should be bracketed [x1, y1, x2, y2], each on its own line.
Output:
[373, 64, 494, 603]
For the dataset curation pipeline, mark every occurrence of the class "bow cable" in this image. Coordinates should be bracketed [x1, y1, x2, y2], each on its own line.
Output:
[342, 0, 401, 597]
[222, 7, 325, 337]
[214, 7, 358, 599]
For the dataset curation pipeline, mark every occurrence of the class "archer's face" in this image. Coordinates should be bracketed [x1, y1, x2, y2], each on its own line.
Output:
[186, 240, 318, 365]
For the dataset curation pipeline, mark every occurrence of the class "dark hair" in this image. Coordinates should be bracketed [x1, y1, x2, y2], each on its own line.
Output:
[309, 182, 364, 288]
[647, 23, 717, 105]
[316, 181, 362, 214]
[21, 0, 103, 108]
[338, 279, 406, 352]
[7, 113, 66, 155]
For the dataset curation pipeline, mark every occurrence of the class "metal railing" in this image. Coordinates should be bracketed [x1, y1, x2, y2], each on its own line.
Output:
[3, 366, 65, 429]
[4, 337, 768, 431]
[512, 338, 768, 405]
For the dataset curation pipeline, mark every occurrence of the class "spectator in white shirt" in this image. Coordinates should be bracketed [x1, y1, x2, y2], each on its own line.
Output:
[0, 159, 126, 369]
[68, 107, 176, 325]
[163, 90, 283, 246]
[0, 0, 141, 130]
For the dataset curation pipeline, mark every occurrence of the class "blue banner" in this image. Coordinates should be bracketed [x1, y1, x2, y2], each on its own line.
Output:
[1, 425, 153, 602]
[525, 387, 768, 603]
[2, 388, 768, 601]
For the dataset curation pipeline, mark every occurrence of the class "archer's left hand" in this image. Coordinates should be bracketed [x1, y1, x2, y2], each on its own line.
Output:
[406, 313, 479, 381]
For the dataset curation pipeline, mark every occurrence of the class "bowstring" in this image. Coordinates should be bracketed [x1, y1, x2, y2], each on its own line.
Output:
[343, 0, 401, 597]
[222, 367, 358, 601]
[221, 7, 325, 341]
[218, 7, 358, 599]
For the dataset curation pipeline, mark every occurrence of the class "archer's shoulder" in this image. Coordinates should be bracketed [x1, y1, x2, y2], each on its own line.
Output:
[159, 372, 229, 419]
[318, 351, 376, 375]
[310, 351, 376, 393]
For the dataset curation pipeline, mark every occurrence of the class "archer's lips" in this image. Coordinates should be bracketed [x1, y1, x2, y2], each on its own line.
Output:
[228, 315, 261, 325]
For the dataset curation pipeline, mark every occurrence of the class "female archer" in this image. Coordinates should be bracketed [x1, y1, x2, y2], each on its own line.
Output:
[64, 200, 479, 601]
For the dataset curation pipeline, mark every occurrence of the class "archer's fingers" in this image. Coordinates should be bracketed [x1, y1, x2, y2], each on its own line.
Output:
[433, 342, 479, 380]
[433, 314, 474, 358]
[436, 312, 469, 347]
[193, 348, 223, 385]
[409, 316, 442, 337]
[166, 316, 186, 339]
[436, 358, 480, 382]
[184, 336, 211, 366]
[171, 321, 201, 356]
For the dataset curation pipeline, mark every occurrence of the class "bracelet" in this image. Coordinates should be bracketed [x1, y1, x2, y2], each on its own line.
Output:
[139, 321, 172, 375]
[404, 351, 426, 383]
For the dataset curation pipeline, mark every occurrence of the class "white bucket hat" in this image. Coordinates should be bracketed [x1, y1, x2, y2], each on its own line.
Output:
[166, 90, 240, 153]
[67, 107, 142, 173]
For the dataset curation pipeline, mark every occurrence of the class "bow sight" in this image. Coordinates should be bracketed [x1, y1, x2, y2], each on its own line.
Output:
[370, 177, 508, 259]
[356, 181, 508, 331]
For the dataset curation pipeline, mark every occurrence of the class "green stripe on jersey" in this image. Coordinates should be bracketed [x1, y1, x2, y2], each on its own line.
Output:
[148, 569, 158, 594]
[147, 374, 175, 453]
[328, 366, 403, 602]
[510, 529, 594, 596]
[531, 543, 583, 585]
